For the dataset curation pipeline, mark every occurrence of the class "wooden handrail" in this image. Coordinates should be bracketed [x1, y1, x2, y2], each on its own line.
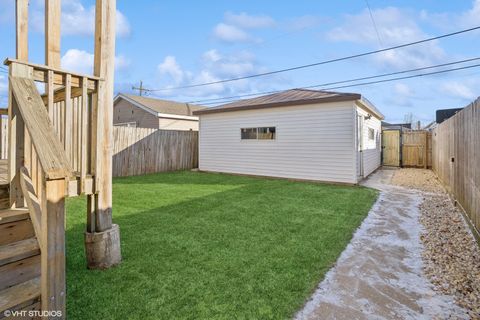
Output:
[4, 58, 101, 90]
[4, 58, 102, 81]
[9, 76, 73, 180]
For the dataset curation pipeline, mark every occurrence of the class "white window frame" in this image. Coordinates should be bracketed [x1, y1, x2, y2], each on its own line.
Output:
[240, 127, 276, 141]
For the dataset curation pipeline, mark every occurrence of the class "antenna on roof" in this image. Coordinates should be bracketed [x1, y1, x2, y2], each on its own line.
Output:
[132, 81, 149, 96]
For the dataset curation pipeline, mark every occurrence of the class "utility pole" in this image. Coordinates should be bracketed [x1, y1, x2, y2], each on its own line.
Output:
[132, 80, 148, 96]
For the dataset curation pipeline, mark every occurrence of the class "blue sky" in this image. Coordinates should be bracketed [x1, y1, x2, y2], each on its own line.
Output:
[0, 0, 479, 123]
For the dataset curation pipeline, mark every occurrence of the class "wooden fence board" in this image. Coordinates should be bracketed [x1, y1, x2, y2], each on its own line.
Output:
[432, 97, 480, 235]
[402, 131, 432, 168]
[112, 127, 198, 177]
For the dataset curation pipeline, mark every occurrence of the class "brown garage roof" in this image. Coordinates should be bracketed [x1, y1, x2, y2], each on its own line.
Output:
[117, 94, 204, 117]
[193, 89, 383, 119]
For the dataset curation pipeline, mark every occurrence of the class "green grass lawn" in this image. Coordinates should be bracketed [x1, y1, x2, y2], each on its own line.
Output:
[66, 171, 378, 320]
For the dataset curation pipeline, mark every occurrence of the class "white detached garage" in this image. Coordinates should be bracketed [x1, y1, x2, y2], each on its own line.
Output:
[193, 89, 384, 184]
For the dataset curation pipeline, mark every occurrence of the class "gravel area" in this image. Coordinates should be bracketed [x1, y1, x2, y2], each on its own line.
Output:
[392, 168, 480, 319]
[391, 168, 444, 193]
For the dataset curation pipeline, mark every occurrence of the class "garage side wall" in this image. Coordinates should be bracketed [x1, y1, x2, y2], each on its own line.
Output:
[198, 102, 357, 184]
[356, 105, 382, 178]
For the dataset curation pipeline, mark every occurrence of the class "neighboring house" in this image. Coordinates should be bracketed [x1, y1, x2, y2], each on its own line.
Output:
[193, 89, 384, 184]
[381, 121, 412, 131]
[113, 93, 204, 130]
[436, 108, 463, 124]
[423, 121, 437, 131]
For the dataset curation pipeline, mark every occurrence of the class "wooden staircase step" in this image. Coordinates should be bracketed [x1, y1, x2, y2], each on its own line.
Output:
[0, 185, 9, 211]
[0, 255, 40, 291]
[0, 239, 40, 267]
[0, 277, 40, 313]
[0, 209, 30, 225]
[0, 217, 35, 246]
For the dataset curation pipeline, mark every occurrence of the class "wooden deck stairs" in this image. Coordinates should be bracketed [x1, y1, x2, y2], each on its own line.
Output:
[0, 64, 101, 318]
[1, 1, 119, 318]
[0, 208, 41, 315]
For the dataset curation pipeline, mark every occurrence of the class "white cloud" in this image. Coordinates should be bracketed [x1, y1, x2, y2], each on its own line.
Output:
[202, 50, 222, 63]
[224, 12, 275, 29]
[441, 82, 476, 100]
[158, 56, 185, 85]
[61, 49, 94, 74]
[421, 0, 480, 31]
[31, 0, 130, 37]
[212, 12, 275, 43]
[213, 23, 255, 43]
[326, 7, 446, 69]
[461, 0, 480, 27]
[155, 49, 281, 100]
[61, 49, 130, 74]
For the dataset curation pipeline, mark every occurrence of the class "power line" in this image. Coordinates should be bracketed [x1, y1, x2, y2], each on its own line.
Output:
[197, 62, 480, 106]
[145, 25, 480, 92]
[186, 57, 480, 104]
[364, 0, 383, 47]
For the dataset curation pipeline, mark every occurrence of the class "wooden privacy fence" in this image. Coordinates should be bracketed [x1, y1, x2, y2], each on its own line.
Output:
[381, 129, 432, 168]
[432, 97, 480, 235]
[402, 131, 432, 168]
[112, 126, 198, 177]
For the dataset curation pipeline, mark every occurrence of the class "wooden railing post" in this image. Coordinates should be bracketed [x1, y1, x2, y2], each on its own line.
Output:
[40, 177, 66, 317]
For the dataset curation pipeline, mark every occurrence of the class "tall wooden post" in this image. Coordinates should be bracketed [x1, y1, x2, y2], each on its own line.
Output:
[9, 0, 29, 208]
[16, 0, 29, 61]
[85, 0, 121, 269]
[42, 0, 67, 315]
[45, 0, 61, 68]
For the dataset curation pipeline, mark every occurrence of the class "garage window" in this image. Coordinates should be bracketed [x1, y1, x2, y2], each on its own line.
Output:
[241, 127, 276, 140]
[368, 128, 375, 140]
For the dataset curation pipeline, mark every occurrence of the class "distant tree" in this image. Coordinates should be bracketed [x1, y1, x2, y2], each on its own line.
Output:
[404, 112, 423, 129]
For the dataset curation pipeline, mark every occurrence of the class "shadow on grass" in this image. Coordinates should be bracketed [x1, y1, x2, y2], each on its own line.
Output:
[66, 172, 377, 320]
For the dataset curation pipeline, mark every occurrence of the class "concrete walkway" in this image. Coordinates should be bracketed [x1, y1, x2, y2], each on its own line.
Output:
[295, 169, 469, 320]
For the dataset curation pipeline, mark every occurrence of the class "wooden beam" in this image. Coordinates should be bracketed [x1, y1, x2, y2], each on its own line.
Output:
[80, 77, 89, 193]
[45, 0, 61, 68]
[40, 178, 65, 316]
[93, 0, 116, 232]
[15, 0, 29, 61]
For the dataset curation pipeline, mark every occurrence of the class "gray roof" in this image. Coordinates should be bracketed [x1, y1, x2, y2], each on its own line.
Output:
[193, 89, 384, 119]
[116, 94, 204, 117]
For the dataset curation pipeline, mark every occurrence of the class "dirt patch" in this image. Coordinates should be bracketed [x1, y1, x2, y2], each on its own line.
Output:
[392, 168, 480, 318]
[391, 168, 445, 193]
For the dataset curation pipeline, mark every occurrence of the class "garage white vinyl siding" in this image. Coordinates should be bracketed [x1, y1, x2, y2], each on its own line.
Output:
[198, 102, 357, 184]
[356, 105, 382, 178]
